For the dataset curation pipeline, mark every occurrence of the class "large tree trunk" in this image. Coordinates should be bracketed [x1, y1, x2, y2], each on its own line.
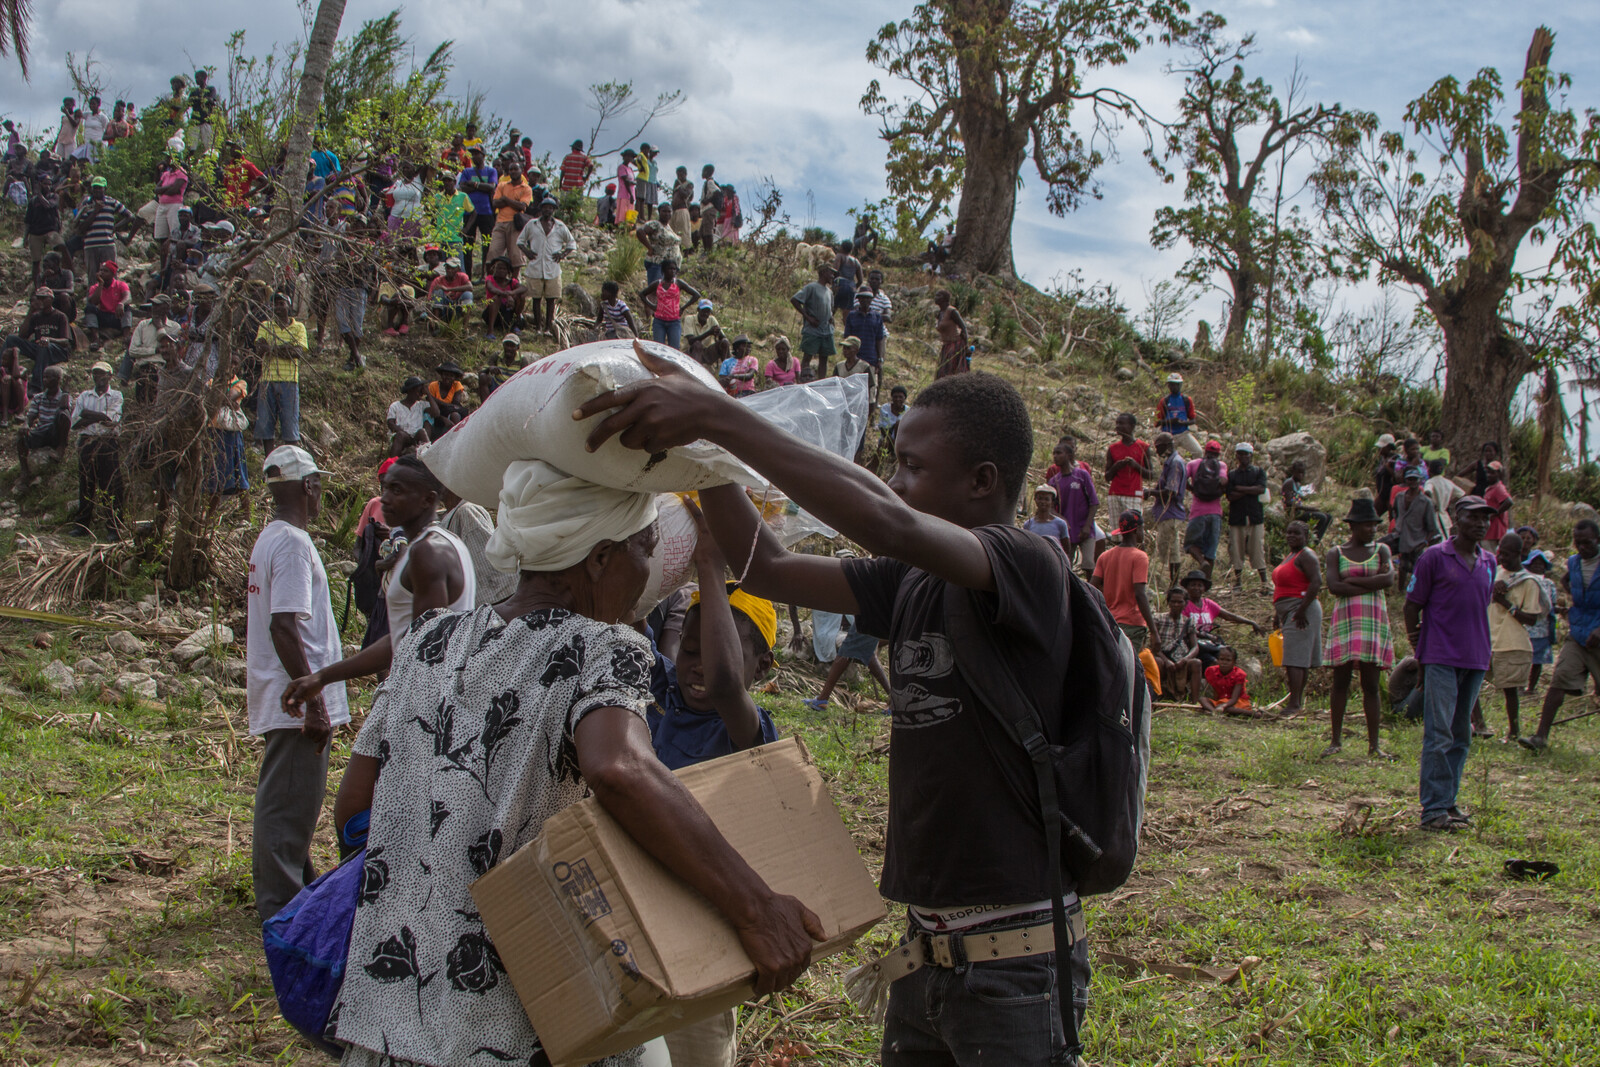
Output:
[948, 128, 1024, 277]
[1223, 265, 1258, 353]
[945, 0, 1023, 278]
[1436, 316, 1533, 470]
[266, 0, 346, 279]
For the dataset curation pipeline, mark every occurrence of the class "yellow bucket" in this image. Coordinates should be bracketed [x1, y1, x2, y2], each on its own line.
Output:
[1268, 629, 1284, 667]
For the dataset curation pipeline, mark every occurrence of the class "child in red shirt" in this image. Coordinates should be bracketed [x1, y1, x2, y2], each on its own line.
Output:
[1201, 645, 1251, 712]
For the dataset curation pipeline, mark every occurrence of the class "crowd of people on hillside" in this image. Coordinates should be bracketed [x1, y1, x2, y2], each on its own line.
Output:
[3, 80, 927, 543]
[8, 66, 1600, 1067]
[1021, 375, 1598, 832]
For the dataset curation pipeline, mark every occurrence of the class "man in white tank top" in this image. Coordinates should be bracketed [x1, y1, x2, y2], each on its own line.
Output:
[283, 456, 474, 716]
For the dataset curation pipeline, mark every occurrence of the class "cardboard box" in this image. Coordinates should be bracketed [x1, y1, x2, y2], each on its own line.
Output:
[471, 736, 886, 1067]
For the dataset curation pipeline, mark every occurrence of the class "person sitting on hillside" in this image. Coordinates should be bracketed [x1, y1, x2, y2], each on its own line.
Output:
[85, 261, 133, 353]
[69, 360, 124, 538]
[764, 336, 798, 387]
[16, 365, 69, 484]
[426, 258, 474, 330]
[1200, 645, 1251, 714]
[386, 377, 430, 457]
[599, 280, 639, 340]
[684, 299, 728, 367]
[1153, 586, 1203, 701]
[721, 336, 759, 398]
[482, 256, 528, 336]
[4, 287, 70, 393]
[1154, 373, 1201, 455]
[1281, 459, 1331, 545]
[426, 362, 469, 430]
[39, 252, 76, 324]
[119, 295, 182, 385]
[1179, 569, 1264, 671]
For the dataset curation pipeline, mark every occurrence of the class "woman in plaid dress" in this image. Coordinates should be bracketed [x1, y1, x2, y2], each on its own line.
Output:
[1323, 497, 1397, 759]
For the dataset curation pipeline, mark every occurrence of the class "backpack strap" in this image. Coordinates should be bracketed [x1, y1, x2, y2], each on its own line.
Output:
[943, 545, 1092, 1061]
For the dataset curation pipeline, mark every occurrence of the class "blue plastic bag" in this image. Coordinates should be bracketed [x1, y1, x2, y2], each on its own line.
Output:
[263, 848, 365, 1056]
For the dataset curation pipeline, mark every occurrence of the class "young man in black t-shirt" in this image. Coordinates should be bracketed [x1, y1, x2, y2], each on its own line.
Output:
[576, 343, 1094, 1066]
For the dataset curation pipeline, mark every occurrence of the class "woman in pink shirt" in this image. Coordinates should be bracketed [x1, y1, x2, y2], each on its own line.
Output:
[763, 336, 798, 386]
[639, 258, 701, 351]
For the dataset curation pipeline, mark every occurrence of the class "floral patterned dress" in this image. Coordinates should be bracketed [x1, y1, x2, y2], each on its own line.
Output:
[333, 605, 652, 1067]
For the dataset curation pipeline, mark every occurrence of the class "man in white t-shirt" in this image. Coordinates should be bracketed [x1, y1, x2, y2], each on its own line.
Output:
[386, 376, 430, 456]
[247, 445, 350, 921]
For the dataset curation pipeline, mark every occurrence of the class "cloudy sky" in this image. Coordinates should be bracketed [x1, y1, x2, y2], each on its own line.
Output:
[9, 0, 1599, 335]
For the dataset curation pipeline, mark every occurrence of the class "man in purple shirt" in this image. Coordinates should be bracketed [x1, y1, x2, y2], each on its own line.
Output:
[1046, 436, 1098, 577]
[1403, 495, 1498, 832]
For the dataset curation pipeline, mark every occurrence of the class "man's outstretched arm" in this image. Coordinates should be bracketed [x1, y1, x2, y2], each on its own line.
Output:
[578, 344, 992, 592]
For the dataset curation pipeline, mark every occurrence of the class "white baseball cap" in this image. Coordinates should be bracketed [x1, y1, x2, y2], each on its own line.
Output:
[1234, 441, 1255, 453]
[264, 445, 329, 483]
[1375, 433, 1396, 448]
[1166, 373, 1184, 384]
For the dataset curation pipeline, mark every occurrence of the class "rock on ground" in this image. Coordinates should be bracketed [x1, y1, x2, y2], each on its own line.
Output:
[564, 282, 598, 319]
[42, 660, 76, 695]
[1263, 432, 1327, 486]
[171, 624, 236, 667]
[107, 631, 146, 656]
[113, 673, 161, 702]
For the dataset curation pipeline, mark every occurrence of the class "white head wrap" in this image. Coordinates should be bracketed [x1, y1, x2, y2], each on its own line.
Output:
[486, 459, 658, 574]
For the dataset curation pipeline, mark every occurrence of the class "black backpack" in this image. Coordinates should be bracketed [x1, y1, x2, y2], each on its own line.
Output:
[944, 539, 1150, 1059]
[351, 515, 389, 620]
[1191, 456, 1226, 501]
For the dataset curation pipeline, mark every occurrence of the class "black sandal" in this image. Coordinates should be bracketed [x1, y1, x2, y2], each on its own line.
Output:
[1503, 859, 1559, 881]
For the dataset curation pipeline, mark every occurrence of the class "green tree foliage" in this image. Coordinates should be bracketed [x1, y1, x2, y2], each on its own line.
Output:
[1151, 13, 1361, 352]
[1, 0, 32, 77]
[1313, 26, 1600, 459]
[861, 0, 1190, 276]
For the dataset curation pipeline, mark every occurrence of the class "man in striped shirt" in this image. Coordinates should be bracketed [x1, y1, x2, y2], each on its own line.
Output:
[16, 366, 70, 482]
[77, 177, 138, 282]
[558, 140, 592, 191]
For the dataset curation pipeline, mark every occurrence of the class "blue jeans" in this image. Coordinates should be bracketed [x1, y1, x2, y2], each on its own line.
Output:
[644, 259, 662, 286]
[1419, 664, 1485, 819]
[882, 910, 1090, 1066]
[256, 381, 300, 443]
[652, 317, 682, 350]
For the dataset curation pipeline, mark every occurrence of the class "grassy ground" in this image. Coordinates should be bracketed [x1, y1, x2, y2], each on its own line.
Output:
[2, 617, 1597, 1066]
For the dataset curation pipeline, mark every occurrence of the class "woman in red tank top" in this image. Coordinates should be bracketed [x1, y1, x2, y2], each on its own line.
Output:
[1272, 520, 1324, 715]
